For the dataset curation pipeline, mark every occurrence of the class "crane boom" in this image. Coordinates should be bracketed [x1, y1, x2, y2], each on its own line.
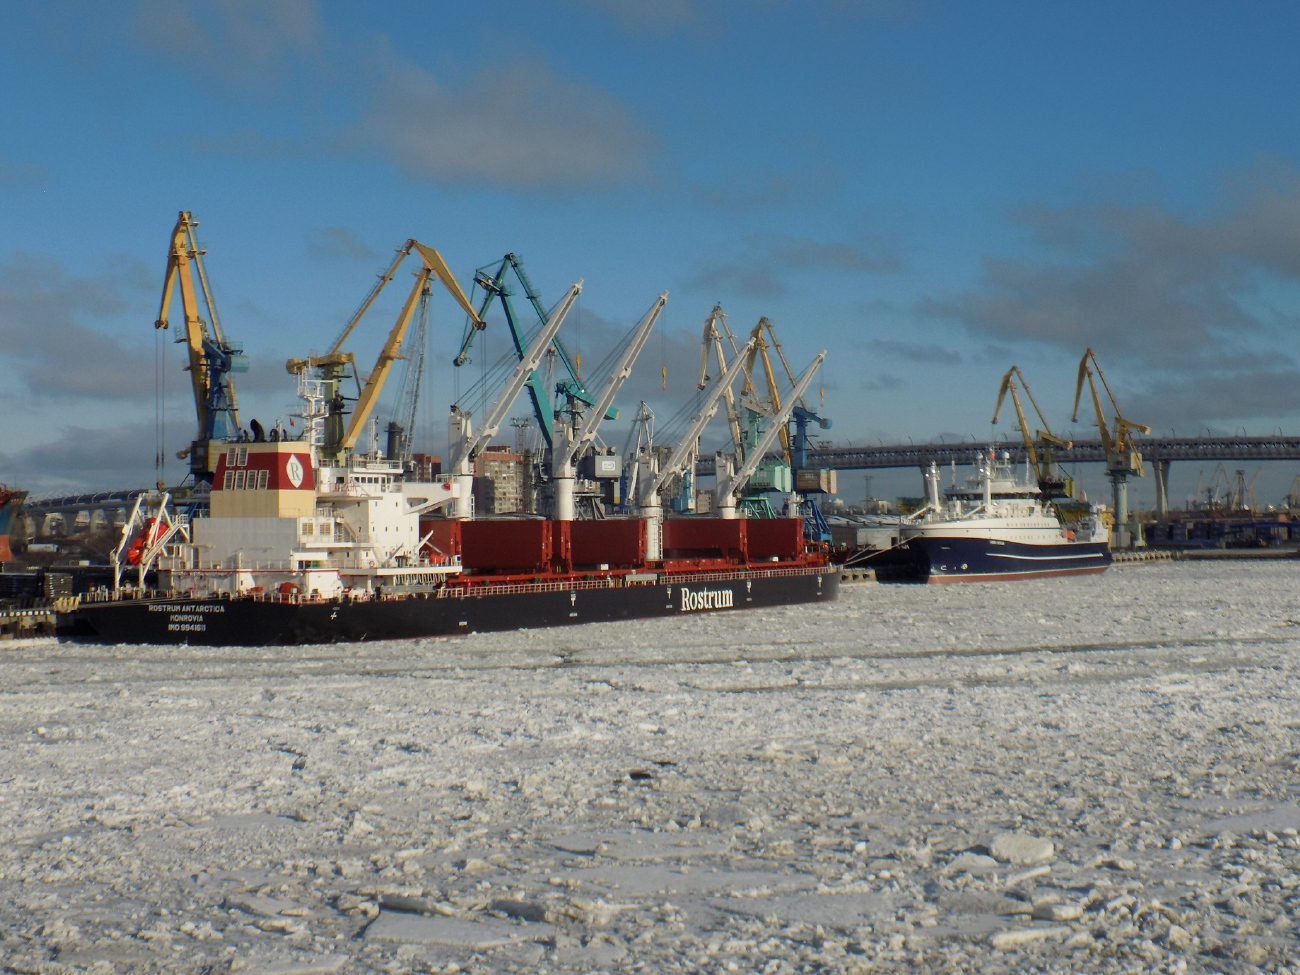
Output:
[991, 365, 1072, 494]
[740, 318, 796, 464]
[328, 241, 413, 356]
[562, 293, 667, 470]
[715, 352, 825, 517]
[1071, 348, 1150, 471]
[649, 337, 757, 500]
[697, 305, 746, 451]
[155, 211, 247, 481]
[456, 253, 607, 448]
[290, 240, 483, 465]
[451, 281, 582, 473]
[340, 265, 432, 453]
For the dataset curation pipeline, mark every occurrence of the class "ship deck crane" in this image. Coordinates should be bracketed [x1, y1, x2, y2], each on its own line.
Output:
[287, 240, 483, 467]
[155, 211, 248, 482]
[697, 305, 747, 452]
[634, 338, 757, 558]
[553, 293, 667, 521]
[991, 365, 1074, 498]
[448, 282, 583, 519]
[456, 254, 613, 449]
[715, 352, 826, 519]
[1072, 348, 1151, 547]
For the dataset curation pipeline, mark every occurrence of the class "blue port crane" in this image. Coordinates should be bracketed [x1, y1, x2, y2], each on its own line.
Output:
[155, 211, 248, 482]
[454, 253, 615, 448]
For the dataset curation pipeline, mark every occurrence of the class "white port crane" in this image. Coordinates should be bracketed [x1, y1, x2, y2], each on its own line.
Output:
[713, 352, 826, 519]
[632, 337, 757, 558]
[552, 293, 667, 521]
[447, 281, 582, 519]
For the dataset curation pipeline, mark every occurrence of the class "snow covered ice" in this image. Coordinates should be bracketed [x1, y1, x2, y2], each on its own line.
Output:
[3, 561, 1300, 973]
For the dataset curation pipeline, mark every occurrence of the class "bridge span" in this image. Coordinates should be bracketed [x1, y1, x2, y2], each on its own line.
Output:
[696, 435, 1300, 516]
[800, 435, 1300, 517]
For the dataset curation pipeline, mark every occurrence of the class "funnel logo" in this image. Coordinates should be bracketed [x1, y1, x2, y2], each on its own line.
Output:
[285, 454, 305, 488]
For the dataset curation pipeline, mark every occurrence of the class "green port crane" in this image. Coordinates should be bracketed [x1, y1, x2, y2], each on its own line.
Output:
[454, 253, 614, 449]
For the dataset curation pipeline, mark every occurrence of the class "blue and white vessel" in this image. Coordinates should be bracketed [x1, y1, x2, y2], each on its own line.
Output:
[888, 452, 1111, 584]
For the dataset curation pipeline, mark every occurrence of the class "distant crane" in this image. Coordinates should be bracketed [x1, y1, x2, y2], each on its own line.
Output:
[1229, 467, 1262, 512]
[1072, 349, 1151, 547]
[155, 211, 248, 482]
[991, 365, 1074, 499]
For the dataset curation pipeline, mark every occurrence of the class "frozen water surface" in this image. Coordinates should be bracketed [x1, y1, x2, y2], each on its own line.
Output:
[2, 561, 1300, 972]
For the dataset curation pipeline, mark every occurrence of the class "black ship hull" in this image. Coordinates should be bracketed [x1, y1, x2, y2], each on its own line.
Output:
[66, 568, 841, 646]
[878, 535, 1111, 584]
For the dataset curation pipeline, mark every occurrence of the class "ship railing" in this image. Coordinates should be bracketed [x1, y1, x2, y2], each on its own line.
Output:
[434, 577, 621, 598]
[665, 565, 827, 584]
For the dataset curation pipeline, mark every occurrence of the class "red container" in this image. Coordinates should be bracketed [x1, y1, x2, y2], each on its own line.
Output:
[571, 519, 647, 567]
[662, 518, 747, 562]
[746, 518, 802, 561]
[550, 520, 572, 570]
[420, 519, 461, 562]
[460, 520, 551, 571]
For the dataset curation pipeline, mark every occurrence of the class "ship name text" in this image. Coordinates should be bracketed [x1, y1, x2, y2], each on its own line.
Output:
[679, 586, 734, 612]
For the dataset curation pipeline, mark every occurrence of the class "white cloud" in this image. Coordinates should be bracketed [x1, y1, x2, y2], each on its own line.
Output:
[341, 43, 654, 190]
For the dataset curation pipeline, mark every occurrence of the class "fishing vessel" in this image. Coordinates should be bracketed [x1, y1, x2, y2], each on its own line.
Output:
[0, 484, 28, 562]
[880, 452, 1111, 583]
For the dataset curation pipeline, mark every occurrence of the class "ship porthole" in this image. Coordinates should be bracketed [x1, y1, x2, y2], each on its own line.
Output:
[961, 563, 968, 570]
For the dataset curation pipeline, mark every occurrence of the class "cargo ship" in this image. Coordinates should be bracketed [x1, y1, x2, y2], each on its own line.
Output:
[878, 453, 1111, 583]
[0, 484, 28, 562]
[64, 219, 840, 646]
[68, 444, 838, 646]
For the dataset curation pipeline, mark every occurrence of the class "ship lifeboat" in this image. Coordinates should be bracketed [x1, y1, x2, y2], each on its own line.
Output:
[126, 518, 161, 566]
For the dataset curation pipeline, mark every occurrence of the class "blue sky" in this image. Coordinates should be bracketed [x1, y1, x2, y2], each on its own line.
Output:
[4, 1, 1300, 506]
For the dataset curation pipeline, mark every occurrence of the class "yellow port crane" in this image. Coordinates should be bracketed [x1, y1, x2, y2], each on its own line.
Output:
[1072, 349, 1151, 547]
[155, 211, 249, 483]
[990, 366, 1074, 499]
[287, 240, 482, 466]
[739, 316, 803, 465]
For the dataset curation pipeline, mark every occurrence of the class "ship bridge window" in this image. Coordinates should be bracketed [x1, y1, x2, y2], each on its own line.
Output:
[226, 448, 237, 467]
[234, 470, 246, 490]
[223, 471, 235, 490]
[256, 469, 269, 490]
[237, 446, 248, 466]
